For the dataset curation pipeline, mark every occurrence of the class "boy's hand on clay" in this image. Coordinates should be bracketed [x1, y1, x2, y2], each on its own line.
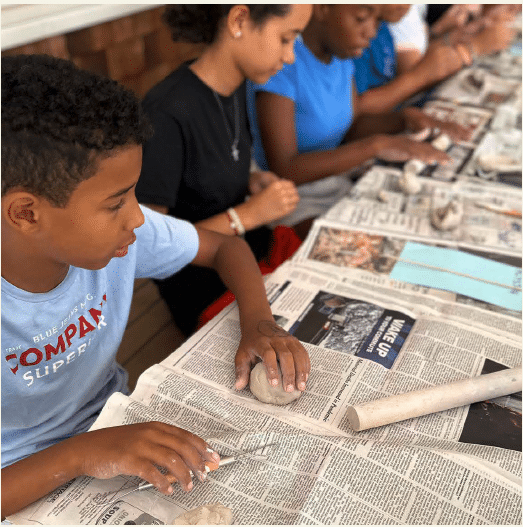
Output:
[76, 422, 220, 494]
[376, 135, 451, 165]
[248, 170, 280, 194]
[247, 179, 300, 225]
[234, 319, 310, 393]
[403, 108, 472, 142]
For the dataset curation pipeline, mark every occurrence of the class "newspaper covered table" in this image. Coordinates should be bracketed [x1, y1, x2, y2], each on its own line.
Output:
[8, 260, 521, 525]
[7, 20, 522, 527]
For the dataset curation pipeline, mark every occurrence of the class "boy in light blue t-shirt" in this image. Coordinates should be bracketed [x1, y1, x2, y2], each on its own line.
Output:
[1, 54, 310, 518]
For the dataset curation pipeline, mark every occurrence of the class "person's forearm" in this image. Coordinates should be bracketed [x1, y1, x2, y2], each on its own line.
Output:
[196, 201, 264, 235]
[211, 236, 274, 330]
[345, 112, 406, 140]
[269, 134, 386, 185]
[2, 437, 82, 518]
[357, 69, 434, 114]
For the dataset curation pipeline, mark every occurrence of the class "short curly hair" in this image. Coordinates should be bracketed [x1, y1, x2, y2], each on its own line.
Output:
[163, 4, 291, 44]
[2, 54, 152, 206]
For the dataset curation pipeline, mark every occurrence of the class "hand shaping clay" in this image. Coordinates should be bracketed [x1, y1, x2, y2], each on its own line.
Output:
[249, 362, 302, 405]
[174, 503, 233, 525]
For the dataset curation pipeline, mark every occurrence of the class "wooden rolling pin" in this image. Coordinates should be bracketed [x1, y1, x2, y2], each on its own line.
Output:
[347, 367, 522, 432]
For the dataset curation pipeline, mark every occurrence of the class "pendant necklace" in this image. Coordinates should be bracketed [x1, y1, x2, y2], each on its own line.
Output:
[212, 90, 240, 162]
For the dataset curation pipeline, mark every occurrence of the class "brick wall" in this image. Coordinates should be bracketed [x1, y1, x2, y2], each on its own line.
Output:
[1, 6, 205, 98]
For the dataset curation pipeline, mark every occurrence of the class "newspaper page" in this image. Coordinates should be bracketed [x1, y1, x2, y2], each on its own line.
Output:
[324, 165, 522, 259]
[8, 264, 522, 524]
[425, 40, 522, 186]
[431, 65, 521, 108]
[289, 240, 521, 343]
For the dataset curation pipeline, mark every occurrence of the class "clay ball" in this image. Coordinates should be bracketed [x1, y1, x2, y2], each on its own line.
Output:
[249, 362, 302, 405]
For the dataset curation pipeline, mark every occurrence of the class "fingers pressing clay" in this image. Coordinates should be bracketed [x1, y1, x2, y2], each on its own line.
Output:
[249, 362, 302, 405]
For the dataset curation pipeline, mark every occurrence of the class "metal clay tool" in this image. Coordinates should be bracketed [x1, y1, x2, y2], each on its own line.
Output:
[93, 442, 277, 506]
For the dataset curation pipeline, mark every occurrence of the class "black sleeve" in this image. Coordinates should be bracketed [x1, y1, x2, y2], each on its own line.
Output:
[136, 109, 185, 209]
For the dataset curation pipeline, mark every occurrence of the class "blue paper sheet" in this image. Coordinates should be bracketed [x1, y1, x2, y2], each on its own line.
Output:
[389, 242, 522, 312]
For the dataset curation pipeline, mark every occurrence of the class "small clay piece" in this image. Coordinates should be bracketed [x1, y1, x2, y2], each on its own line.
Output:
[431, 199, 463, 231]
[377, 189, 389, 203]
[174, 503, 233, 525]
[398, 166, 422, 195]
[249, 362, 302, 405]
[431, 133, 452, 152]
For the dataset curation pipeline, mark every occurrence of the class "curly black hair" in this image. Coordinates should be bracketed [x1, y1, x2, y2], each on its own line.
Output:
[163, 4, 291, 44]
[2, 54, 152, 206]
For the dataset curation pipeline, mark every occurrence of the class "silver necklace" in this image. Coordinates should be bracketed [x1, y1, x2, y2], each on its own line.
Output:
[212, 90, 240, 162]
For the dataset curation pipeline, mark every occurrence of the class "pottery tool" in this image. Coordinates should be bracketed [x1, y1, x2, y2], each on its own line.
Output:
[347, 367, 522, 432]
[93, 442, 277, 506]
[474, 201, 522, 218]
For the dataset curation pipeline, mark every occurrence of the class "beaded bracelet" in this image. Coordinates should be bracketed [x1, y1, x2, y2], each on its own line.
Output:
[226, 207, 245, 236]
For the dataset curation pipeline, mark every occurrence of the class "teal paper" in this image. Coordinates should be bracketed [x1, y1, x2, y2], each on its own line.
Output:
[389, 242, 522, 312]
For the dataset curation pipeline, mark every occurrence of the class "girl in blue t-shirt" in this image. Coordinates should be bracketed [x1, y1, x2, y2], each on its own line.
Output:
[247, 4, 461, 236]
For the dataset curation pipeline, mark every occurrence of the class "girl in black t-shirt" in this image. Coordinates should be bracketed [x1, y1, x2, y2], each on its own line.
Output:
[136, 5, 312, 335]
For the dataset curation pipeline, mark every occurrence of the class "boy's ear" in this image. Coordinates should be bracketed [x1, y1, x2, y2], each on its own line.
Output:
[3, 192, 41, 233]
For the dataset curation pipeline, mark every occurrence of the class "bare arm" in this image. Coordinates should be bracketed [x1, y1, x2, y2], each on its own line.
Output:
[192, 227, 310, 392]
[2, 228, 310, 518]
[2, 423, 219, 519]
[360, 44, 464, 114]
[256, 91, 449, 185]
[256, 91, 391, 184]
[396, 48, 424, 74]
[141, 176, 299, 236]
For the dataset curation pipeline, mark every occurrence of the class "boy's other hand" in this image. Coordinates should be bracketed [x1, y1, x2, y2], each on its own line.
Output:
[234, 319, 310, 393]
[78, 422, 220, 494]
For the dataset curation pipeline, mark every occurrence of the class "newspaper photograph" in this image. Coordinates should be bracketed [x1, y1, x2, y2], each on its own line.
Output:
[286, 259, 521, 345]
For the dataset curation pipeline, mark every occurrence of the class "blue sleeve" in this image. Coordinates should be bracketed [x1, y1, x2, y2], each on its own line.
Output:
[134, 206, 199, 280]
[353, 48, 371, 94]
[252, 63, 298, 102]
